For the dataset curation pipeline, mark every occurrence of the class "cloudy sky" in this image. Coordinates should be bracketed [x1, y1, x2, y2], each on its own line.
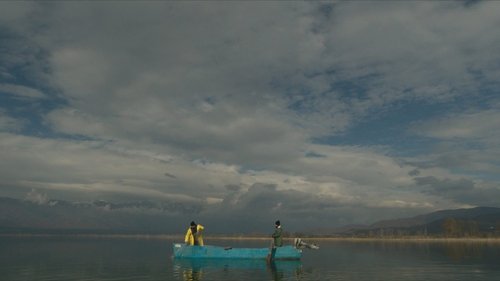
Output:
[1, 1, 500, 233]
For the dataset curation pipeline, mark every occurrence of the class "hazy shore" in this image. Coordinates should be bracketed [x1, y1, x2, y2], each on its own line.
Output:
[2, 233, 500, 243]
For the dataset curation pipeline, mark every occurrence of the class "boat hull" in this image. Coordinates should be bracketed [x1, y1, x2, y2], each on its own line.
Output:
[172, 244, 302, 260]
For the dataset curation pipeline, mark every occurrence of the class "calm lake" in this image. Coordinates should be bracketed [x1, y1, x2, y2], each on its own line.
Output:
[1, 236, 500, 281]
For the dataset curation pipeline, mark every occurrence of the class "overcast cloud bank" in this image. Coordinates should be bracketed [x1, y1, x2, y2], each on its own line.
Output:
[1, 1, 500, 232]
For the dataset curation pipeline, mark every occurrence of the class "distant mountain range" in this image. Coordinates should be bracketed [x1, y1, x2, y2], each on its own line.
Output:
[1, 196, 500, 236]
[337, 206, 500, 237]
[0, 196, 195, 234]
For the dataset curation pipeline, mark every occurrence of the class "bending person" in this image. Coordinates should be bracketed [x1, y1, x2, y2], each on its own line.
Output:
[185, 221, 204, 246]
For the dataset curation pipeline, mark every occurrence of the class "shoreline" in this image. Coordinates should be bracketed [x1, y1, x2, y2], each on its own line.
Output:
[2, 233, 500, 243]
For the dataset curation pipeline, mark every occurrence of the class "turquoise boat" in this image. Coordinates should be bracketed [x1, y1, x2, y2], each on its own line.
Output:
[172, 243, 302, 260]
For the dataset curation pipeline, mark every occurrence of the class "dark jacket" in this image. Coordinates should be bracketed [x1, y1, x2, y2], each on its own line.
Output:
[272, 227, 283, 247]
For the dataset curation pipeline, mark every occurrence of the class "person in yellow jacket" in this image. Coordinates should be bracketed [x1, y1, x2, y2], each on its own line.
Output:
[185, 221, 204, 246]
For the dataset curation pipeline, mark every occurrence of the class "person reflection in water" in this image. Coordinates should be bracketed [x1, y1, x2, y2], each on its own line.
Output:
[185, 221, 204, 246]
[182, 267, 202, 281]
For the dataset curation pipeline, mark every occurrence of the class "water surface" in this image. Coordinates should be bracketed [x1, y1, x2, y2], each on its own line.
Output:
[1, 237, 500, 280]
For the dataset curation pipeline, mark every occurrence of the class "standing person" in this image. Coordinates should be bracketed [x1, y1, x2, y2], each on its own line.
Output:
[185, 221, 204, 246]
[272, 220, 283, 247]
[268, 220, 283, 263]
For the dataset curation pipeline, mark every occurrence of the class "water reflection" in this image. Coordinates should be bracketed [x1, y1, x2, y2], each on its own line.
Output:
[3, 237, 500, 281]
[343, 240, 499, 263]
[440, 242, 491, 262]
[173, 259, 302, 281]
[268, 260, 303, 281]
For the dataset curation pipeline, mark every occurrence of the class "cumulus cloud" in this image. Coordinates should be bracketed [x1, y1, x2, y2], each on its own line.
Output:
[36, 2, 500, 143]
[24, 188, 50, 205]
[0, 2, 34, 23]
[407, 103, 500, 181]
[413, 107, 500, 142]
[1, 1, 500, 230]
[0, 83, 46, 99]
[413, 175, 500, 207]
[0, 110, 24, 131]
[282, 1, 500, 132]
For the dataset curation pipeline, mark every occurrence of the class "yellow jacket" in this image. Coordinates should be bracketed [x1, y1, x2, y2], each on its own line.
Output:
[185, 224, 204, 246]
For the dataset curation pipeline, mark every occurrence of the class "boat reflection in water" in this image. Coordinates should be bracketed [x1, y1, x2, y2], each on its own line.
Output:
[172, 258, 302, 281]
